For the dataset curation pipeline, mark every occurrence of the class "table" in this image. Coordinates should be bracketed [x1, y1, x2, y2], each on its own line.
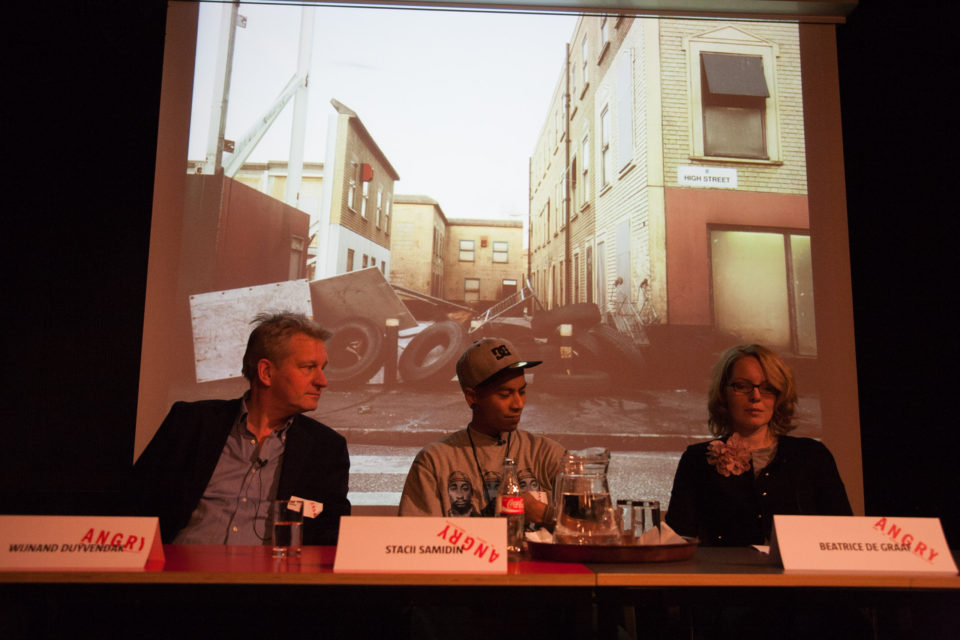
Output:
[588, 547, 960, 640]
[0, 546, 596, 639]
[1, 544, 594, 586]
[3, 546, 958, 639]
[591, 546, 960, 589]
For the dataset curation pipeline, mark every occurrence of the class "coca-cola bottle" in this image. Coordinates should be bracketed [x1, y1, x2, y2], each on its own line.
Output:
[495, 457, 524, 554]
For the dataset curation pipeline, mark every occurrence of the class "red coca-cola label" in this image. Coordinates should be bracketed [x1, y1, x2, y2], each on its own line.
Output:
[499, 495, 524, 514]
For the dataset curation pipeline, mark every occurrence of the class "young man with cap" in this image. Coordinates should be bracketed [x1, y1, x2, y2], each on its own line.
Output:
[398, 337, 565, 525]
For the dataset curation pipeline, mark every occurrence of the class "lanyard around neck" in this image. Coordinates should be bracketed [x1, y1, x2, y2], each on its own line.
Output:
[467, 426, 512, 507]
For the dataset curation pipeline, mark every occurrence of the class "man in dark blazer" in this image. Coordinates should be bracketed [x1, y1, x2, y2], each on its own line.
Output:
[132, 312, 350, 545]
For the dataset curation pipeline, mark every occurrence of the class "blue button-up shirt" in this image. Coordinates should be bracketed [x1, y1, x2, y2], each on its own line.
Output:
[173, 400, 290, 544]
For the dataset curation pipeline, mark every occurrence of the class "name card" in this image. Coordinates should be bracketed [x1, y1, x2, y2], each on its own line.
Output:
[0, 516, 164, 570]
[770, 515, 958, 574]
[333, 516, 507, 574]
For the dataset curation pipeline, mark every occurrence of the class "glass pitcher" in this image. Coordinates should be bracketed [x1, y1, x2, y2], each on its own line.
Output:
[552, 447, 620, 545]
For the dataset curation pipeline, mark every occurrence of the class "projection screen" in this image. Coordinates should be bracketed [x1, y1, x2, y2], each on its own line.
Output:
[137, 1, 862, 514]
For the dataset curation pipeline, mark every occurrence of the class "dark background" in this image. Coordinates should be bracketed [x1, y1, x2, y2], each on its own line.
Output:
[4, 0, 958, 548]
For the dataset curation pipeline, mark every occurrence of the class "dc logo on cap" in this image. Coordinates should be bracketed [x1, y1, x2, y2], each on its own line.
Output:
[491, 345, 512, 360]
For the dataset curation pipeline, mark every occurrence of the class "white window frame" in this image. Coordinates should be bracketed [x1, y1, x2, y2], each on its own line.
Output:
[581, 37, 589, 96]
[581, 133, 590, 204]
[546, 200, 551, 241]
[615, 50, 634, 173]
[600, 106, 612, 188]
[384, 196, 391, 234]
[556, 181, 563, 231]
[464, 278, 480, 302]
[573, 250, 581, 303]
[459, 239, 475, 262]
[570, 51, 577, 98]
[347, 161, 360, 211]
[599, 15, 611, 60]
[376, 185, 383, 228]
[492, 241, 509, 263]
[570, 153, 579, 213]
[684, 27, 782, 163]
[563, 170, 569, 224]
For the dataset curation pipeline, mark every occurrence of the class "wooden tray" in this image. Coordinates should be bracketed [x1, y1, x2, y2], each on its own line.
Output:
[526, 538, 698, 563]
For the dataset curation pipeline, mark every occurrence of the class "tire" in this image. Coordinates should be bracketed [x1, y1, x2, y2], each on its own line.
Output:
[530, 303, 602, 337]
[399, 321, 466, 386]
[325, 317, 384, 387]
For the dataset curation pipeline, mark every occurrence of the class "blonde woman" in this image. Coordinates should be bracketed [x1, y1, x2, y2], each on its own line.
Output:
[665, 344, 851, 546]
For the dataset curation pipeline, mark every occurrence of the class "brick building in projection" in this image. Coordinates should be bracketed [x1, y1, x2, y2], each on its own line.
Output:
[530, 17, 813, 357]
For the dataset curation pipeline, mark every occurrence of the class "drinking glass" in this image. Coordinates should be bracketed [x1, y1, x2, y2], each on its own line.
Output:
[631, 499, 661, 543]
[272, 499, 303, 558]
[616, 499, 635, 544]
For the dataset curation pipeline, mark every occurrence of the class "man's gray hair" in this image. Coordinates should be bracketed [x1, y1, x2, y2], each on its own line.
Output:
[241, 311, 332, 383]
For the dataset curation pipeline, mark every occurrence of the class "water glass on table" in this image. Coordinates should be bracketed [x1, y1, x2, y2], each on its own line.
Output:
[616, 499, 636, 544]
[617, 499, 661, 544]
[632, 499, 661, 543]
[272, 498, 303, 558]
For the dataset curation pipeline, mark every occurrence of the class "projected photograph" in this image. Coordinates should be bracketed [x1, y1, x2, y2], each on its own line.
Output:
[140, 2, 832, 509]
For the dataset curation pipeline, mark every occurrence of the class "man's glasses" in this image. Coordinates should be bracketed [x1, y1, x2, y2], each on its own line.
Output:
[728, 380, 779, 397]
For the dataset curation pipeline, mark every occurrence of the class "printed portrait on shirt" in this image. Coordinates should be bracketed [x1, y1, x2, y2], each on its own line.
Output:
[518, 468, 540, 492]
[479, 470, 502, 516]
[446, 470, 480, 517]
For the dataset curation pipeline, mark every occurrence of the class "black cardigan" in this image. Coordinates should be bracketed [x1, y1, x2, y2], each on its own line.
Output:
[665, 435, 852, 546]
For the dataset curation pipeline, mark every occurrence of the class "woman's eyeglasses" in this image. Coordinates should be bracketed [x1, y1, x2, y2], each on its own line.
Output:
[728, 380, 779, 397]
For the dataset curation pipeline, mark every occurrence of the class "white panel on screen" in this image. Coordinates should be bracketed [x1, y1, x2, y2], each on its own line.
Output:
[189, 279, 312, 382]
